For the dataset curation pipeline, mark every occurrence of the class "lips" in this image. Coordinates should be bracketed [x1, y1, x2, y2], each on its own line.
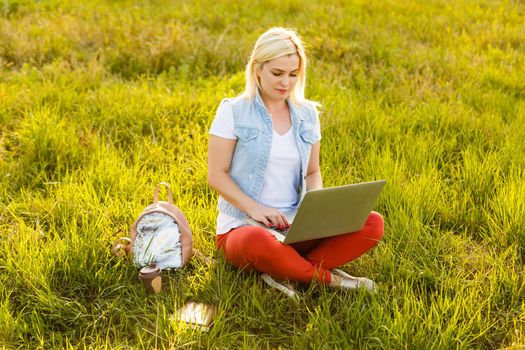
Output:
[276, 89, 288, 94]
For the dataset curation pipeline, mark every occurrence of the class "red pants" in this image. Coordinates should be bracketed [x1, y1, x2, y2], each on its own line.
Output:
[216, 211, 384, 285]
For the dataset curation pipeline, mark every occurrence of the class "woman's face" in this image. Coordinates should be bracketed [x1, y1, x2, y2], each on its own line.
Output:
[256, 54, 300, 104]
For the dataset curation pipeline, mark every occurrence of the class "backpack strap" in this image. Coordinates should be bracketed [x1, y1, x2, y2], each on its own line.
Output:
[153, 182, 173, 204]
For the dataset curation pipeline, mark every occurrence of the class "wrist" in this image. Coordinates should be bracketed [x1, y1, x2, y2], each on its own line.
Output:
[241, 198, 258, 214]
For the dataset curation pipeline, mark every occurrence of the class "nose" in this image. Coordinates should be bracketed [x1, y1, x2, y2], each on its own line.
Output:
[281, 75, 290, 87]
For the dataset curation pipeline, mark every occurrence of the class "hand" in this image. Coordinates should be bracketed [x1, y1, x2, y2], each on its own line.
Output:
[246, 203, 290, 229]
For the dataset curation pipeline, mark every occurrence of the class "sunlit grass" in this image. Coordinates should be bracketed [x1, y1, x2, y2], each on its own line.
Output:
[1, 0, 524, 348]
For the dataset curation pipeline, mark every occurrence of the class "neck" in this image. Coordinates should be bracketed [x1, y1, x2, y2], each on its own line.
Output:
[260, 95, 288, 114]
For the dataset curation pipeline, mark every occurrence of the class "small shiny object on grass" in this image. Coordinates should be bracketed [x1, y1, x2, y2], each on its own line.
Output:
[171, 302, 216, 331]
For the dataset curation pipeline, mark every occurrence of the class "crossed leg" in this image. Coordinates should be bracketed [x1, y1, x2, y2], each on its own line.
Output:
[216, 211, 384, 285]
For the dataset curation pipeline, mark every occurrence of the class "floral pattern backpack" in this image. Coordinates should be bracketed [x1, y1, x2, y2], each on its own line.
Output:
[112, 182, 193, 269]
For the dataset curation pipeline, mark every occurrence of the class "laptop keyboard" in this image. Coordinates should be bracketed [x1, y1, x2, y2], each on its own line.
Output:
[271, 226, 290, 236]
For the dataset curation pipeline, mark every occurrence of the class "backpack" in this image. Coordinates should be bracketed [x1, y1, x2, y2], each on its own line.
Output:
[112, 182, 193, 270]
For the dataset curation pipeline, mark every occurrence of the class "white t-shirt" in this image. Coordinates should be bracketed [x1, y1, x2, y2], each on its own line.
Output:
[209, 101, 318, 235]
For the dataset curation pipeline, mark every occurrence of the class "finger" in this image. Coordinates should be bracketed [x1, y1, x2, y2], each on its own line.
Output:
[271, 215, 284, 228]
[267, 216, 279, 227]
[250, 213, 269, 227]
[258, 215, 271, 227]
[280, 214, 290, 227]
[274, 215, 286, 228]
[272, 210, 288, 228]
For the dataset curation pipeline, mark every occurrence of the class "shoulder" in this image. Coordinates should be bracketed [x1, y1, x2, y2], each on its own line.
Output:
[217, 95, 253, 116]
[215, 95, 243, 115]
[218, 95, 250, 109]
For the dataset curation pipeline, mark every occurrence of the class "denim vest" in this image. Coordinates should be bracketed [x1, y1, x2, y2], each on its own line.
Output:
[217, 91, 320, 219]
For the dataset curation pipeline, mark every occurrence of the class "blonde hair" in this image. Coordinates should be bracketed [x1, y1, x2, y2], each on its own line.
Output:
[242, 27, 311, 106]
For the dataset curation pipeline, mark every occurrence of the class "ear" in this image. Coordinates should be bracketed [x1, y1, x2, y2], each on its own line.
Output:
[255, 62, 264, 78]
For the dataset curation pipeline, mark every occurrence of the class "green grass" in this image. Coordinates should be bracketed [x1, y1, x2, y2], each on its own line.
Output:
[1, 0, 524, 348]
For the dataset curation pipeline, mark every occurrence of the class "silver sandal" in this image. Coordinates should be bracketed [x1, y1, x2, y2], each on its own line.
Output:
[331, 268, 379, 293]
[261, 273, 299, 300]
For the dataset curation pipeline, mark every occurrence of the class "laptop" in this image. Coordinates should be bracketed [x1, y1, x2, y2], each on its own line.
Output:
[245, 180, 386, 244]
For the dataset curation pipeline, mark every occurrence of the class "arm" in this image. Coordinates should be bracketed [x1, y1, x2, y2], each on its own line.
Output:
[306, 141, 323, 191]
[207, 135, 289, 228]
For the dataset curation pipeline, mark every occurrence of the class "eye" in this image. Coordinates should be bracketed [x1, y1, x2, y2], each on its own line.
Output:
[272, 72, 282, 76]
[290, 74, 297, 78]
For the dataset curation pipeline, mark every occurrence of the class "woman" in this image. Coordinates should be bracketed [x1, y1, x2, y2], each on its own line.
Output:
[207, 27, 384, 292]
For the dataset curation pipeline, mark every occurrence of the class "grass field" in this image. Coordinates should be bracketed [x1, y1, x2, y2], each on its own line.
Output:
[1, 0, 524, 348]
